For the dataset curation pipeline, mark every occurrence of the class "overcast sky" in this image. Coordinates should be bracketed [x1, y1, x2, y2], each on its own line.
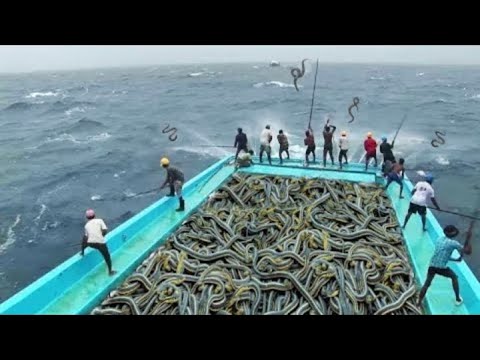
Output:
[1, 46, 479, 73]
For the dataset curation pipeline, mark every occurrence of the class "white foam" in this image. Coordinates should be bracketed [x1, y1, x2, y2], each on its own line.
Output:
[416, 170, 426, 177]
[435, 155, 450, 166]
[65, 106, 86, 116]
[253, 81, 300, 89]
[188, 72, 204, 77]
[0, 215, 21, 255]
[123, 190, 136, 198]
[26, 91, 59, 98]
[42, 221, 59, 231]
[34, 204, 47, 225]
[369, 76, 385, 80]
[416, 72, 425, 77]
[45, 132, 111, 145]
[252, 66, 259, 69]
[91, 195, 103, 201]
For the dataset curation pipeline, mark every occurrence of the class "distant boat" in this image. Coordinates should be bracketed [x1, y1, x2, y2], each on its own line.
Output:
[270, 60, 280, 67]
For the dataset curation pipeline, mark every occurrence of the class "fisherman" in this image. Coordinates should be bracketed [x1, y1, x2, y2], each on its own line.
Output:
[234, 128, 248, 161]
[364, 132, 378, 171]
[259, 125, 273, 165]
[159, 157, 185, 212]
[402, 173, 440, 232]
[277, 129, 290, 164]
[80, 209, 117, 276]
[338, 131, 349, 169]
[323, 119, 336, 167]
[304, 126, 316, 164]
[384, 158, 405, 198]
[417, 225, 472, 307]
[379, 135, 396, 172]
[236, 149, 254, 168]
[382, 160, 394, 177]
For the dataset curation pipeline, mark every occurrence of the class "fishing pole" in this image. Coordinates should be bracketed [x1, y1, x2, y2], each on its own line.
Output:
[427, 207, 480, 222]
[307, 59, 320, 130]
[392, 114, 408, 143]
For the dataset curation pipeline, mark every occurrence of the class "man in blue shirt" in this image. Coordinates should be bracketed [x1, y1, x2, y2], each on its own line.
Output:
[417, 225, 473, 307]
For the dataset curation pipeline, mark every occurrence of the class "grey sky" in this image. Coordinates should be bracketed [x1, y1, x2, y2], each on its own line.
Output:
[1, 46, 479, 73]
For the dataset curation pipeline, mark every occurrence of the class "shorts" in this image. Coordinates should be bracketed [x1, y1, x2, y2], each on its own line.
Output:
[174, 180, 183, 197]
[260, 144, 271, 154]
[306, 145, 316, 155]
[408, 202, 426, 215]
[387, 172, 402, 186]
[279, 145, 289, 152]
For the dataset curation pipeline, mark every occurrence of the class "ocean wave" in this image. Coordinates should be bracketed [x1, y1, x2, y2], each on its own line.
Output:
[42, 221, 59, 231]
[25, 91, 59, 99]
[253, 81, 300, 89]
[188, 72, 204, 77]
[65, 117, 105, 132]
[416, 72, 425, 77]
[369, 76, 385, 81]
[0, 215, 21, 255]
[3, 102, 34, 111]
[91, 195, 103, 201]
[45, 132, 111, 145]
[65, 106, 87, 116]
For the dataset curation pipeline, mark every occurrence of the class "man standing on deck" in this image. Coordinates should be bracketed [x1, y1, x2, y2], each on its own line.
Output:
[323, 119, 336, 167]
[277, 129, 289, 164]
[417, 225, 472, 307]
[384, 158, 405, 199]
[379, 135, 396, 173]
[364, 132, 378, 171]
[402, 173, 440, 232]
[81, 209, 117, 276]
[304, 126, 316, 165]
[159, 157, 185, 212]
[234, 128, 248, 161]
[259, 125, 273, 165]
[338, 131, 349, 169]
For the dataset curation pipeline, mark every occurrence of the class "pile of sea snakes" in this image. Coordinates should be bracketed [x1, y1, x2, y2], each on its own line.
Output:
[92, 174, 422, 315]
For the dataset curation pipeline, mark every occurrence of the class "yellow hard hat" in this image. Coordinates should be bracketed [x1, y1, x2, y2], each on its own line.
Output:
[160, 157, 170, 166]
[341, 131, 347, 136]
[367, 132, 372, 138]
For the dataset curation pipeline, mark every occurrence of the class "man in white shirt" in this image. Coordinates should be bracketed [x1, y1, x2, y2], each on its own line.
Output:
[402, 174, 440, 232]
[259, 125, 273, 165]
[236, 149, 254, 168]
[338, 130, 349, 169]
[81, 209, 116, 276]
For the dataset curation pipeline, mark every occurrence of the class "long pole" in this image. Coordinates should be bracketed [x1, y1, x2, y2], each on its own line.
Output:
[307, 59, 320, 130]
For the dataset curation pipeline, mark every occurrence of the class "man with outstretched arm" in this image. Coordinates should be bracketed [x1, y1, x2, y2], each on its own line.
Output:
[323, 119, 336, 167]
[402, 173, 440, 232]
[417, 224, 473, 307]
[385, 158, 405, 199]
[234, 128, 248, 161]
[81, 209, 117, 276]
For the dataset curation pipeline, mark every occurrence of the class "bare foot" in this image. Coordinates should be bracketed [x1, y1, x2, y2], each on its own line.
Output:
[400, 196, 404, 199]
[109, 270, 117, 276]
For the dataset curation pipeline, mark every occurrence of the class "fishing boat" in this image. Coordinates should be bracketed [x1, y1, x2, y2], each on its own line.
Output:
[0, 155, 479, 315]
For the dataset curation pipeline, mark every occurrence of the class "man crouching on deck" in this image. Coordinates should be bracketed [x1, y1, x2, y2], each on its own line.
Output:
[159, 157, 185, 212]
[81, 209, 117, 276]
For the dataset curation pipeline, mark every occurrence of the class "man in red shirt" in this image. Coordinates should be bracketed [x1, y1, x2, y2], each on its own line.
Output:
[364, 132, 378, 171]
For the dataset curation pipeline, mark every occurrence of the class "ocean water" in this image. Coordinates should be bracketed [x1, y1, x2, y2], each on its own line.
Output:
[1, 63, 480, 301]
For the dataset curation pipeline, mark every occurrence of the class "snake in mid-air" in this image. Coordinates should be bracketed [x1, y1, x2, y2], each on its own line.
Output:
[162, 124, 178, 141]
[291, 59, 308, 91]
[348, 97, 360, 123]
[431, 131, 446, 147]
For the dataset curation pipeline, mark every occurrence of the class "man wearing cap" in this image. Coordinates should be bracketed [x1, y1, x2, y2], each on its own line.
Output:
[417, 225, 472, 307]
[363, 132, 378, 171]
[234, 128, 248, 161]
[338, 130, 349, 169]
[323, 119, 336, 167]
[159, 158, 185, 212]
[379, 135, 396, 173]
[277, 129, 289, 164]
[259, 125, 273, 165]
[81, 209, 116, 276]
[402, 173, 440, 232]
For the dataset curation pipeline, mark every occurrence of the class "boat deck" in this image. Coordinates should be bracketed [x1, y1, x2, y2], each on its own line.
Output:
[1, 155, 479, 314]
